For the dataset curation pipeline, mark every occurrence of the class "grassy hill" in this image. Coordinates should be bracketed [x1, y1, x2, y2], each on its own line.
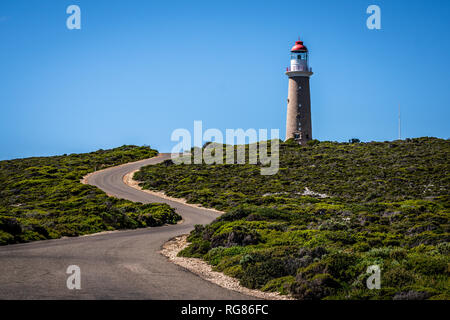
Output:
[134, 137, 450, 300]
[0, 146, 180, 245]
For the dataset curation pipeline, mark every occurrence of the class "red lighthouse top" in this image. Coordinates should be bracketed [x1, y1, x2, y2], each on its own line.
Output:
[291, 39, 308, 52]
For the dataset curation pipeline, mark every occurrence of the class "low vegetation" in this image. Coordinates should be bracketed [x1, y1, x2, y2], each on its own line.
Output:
[0, 146, 181, 245]
[135, 137, 450, 300]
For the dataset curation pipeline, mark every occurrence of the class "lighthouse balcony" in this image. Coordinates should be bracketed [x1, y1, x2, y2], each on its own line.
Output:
[286, 66, 312, 72]
[285, 66, 313, 78]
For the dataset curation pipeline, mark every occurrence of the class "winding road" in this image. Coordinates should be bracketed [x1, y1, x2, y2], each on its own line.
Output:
[0, 154, 252, 299]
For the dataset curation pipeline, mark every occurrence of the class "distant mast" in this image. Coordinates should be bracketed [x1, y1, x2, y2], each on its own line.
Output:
[285, 37, 313, 145]
[398, 104, 401, 140]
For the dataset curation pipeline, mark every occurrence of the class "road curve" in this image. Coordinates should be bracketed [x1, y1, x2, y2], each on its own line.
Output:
[0, 153, 253, 299]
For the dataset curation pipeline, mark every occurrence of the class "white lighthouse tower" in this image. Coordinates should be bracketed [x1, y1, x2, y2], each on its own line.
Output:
[285, 38, 313, 145]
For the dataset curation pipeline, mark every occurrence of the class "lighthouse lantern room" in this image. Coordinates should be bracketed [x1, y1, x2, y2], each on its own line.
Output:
[289, 40, 310, 72]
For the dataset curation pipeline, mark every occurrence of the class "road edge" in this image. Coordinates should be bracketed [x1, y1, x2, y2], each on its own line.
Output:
[122, 170, 223, 215]
[123, 164, 293, 300]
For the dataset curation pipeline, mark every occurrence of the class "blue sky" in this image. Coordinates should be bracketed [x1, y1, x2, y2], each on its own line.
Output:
[1, 0, 449, 160]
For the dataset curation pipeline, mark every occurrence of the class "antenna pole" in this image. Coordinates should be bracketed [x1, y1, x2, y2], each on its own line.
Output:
[398, 104, 401, 140]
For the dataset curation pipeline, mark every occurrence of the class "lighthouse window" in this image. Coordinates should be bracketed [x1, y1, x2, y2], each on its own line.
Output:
[297, 55, 302, 60]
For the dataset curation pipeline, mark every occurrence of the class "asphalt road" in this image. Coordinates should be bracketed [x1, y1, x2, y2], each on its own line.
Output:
[0, 154, 252, 299]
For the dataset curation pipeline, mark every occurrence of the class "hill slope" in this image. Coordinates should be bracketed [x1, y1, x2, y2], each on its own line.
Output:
[0, 146, 180, 245]
[134, 137, 450, 300]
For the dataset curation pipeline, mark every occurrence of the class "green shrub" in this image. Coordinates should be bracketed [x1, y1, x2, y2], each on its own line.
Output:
[383, 266, 416, 287]
[240, 258, 287, 289]
[262, 276, 295, 295]
[290, 272, 340, 300]
[0, 230, 14, 245]
[178, 239, 211, 258]
[405, 253, 449, 275]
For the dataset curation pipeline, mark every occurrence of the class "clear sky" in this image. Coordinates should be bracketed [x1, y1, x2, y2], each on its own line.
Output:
[1, 0, 449, 160]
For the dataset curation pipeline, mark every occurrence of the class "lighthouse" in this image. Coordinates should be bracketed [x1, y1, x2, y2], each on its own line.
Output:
[285, 38, 313, 145]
